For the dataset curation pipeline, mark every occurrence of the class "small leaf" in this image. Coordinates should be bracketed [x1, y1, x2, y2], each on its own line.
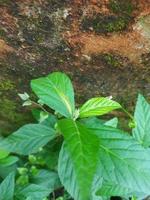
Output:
[18, 92, 30, 101]
[0, 149, 9, 160]
[58, 119, 99, 200]
[17, 168, 28, 175]
[37, 99, 44, 106]
[133, 94, 150, 147]
[39, 112, 49, 123]
[22, 100, 32, 107]
[16, 175, 29, 186]
[31, 109, 51, 124]
[0, 124, 56, 155]
[131, 196, 137, 200]
[26, 197, 33, 200]
[0, 172, 15, 200]
[104, 117, 118, 128]
[79, 97, 121, 118]
[31, 72, 75, 118]
[0, 156, 18, 167]
[41, 114, 57, 129]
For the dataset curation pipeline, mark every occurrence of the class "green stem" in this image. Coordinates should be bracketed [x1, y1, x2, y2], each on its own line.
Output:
[31, 101, 49, 113]
[52, 191, 55, 200]
[121, 107, 134, 120]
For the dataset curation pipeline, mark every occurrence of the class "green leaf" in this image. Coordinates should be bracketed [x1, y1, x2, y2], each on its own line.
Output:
[58, 119, 99, 200]
[0, 165, 17, 179]
[41, 114, 57, 129]
[104, 117, 118, 128]
[31, 170, 60, 192]
[22, 100, 32, 107]
[0, 156, 18, 167]
[31, 72, 75, 118]
[15, 184, 49, 200]
[80, 117, 118, 128]
[79, 97, 121, 118]
[18, 92, 30, 101]
[89, 125, 150, 198]
[37, 140, 61, 170]
[26, 197, 33, 200]
[0, 149, 9, 160]
[97, 181, 129, 197]
[32, 109, 49, 123]
[80, 117, 104, 127]
[0, 172, 15, 200]
[133, 94, 150, 147]
[92, 176, 103, 200]
[0, 124, 56, 155]
[96, 180, 145, 199]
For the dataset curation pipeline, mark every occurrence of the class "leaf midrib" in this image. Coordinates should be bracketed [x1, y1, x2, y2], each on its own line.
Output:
[72, 121, 84, 162]
[80, 106, 120, 115]
[134, 100, 150, 145]
[47, 77, 73, 116]
[99, 143, 150, 192]
[100, 144, 142, 172]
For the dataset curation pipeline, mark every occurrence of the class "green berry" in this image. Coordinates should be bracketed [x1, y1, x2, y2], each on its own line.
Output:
[128, 120, 136, 128]
[17, 167, 28, 175]
[16, 175, 29, 185]
[30, 166, 38, 175]
[28, 155, 37, 164]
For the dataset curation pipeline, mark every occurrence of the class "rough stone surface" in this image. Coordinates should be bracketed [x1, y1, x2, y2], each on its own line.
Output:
[135, 14, 150, 39]
[0, 0, 150, 134]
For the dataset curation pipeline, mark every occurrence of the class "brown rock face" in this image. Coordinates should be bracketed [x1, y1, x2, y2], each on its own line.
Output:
[0, 0, 150, 134]
[0, 40, 14, 57]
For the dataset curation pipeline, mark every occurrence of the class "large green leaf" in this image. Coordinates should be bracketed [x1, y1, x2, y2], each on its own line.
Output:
[79, 97, 121, 118]
[58, 119, 99, 200]
[80, 117, 118, 128]
[0, 124, 56, 155]
[31, 170, 60, 192]
[89, 125, 150, 198]
[0, 172, 15, 200]
[0, 165, 17, 179]
[133, 94, 150, 147]
[15, 184, 50, 200]
[92, 176, 103, 200]
[96, 180, 145, 199]
[0, 155, 18, 167]
[31, 72, 75, 118]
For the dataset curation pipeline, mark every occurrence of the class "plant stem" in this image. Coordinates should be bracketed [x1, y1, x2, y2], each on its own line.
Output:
[52, 191, 55, 200]
[31, 101, 48, 113]
[122, 107, 134, 120]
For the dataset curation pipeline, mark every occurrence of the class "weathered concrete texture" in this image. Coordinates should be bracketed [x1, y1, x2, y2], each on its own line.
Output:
[0, 0, 150, 134]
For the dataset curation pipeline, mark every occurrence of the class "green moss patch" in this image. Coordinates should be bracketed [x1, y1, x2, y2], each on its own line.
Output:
[109, 0, 134, 16]
[0, 80, 15, 91]
[90, 53, 128, 68]
[141, 52, 150, 68]
[81, 0, 134, 34]
[81, 14, 130, 34]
